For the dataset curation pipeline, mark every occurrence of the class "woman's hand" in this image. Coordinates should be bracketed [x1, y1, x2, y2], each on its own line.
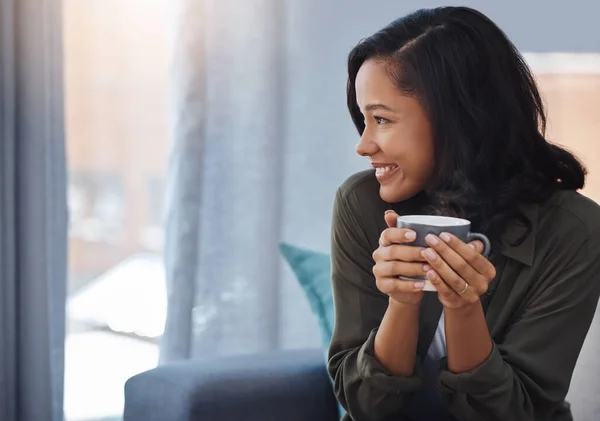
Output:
[421, 232, 496, 309]
[372, 210, 428, 307]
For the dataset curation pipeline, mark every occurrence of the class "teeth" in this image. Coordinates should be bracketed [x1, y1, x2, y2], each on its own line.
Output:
[375, 165, 397, 175]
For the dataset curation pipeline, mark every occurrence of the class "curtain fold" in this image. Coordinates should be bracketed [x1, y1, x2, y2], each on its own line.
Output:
[0, 0, 67, 420]
[161, 0, 287, 362]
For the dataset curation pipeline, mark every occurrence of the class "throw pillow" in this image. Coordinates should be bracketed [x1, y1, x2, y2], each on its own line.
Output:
[278, 242, 334, 348]
[278, 242, 345, 419]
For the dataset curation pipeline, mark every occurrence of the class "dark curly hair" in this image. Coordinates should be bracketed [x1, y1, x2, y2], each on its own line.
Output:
[347, 6, 586, 245]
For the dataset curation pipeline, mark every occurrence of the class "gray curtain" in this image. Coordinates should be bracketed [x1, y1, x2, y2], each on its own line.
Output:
[0, 1, 67, 420]
[161, 0, 286, 361]
[160, 0, 367, 362]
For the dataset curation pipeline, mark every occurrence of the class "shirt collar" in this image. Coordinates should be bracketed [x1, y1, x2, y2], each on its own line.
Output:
[498, 203, 539, 266]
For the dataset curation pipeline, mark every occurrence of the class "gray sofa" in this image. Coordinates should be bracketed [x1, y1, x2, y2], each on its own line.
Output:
[123, 349, 339, 421]
[124, 313, 600, 421]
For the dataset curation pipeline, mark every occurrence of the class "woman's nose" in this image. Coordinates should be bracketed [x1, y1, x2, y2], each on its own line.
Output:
[355, 134, 377, 157]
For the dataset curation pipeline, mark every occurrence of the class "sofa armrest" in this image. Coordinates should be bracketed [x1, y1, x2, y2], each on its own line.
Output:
[123, 348, 339, 421]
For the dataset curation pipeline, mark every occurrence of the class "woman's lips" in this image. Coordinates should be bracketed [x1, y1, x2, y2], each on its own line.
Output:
[374, 164, 400, 183]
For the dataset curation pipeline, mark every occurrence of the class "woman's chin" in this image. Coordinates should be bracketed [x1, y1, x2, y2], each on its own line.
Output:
[379, 181, 418, 204]
[379, 183, 405, 203]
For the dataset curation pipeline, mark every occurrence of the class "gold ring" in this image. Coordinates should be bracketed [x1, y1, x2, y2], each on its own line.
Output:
[459, 282, 469, 295]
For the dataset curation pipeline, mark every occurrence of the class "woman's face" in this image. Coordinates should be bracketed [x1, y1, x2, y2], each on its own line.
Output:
[355, 59, 435, 203]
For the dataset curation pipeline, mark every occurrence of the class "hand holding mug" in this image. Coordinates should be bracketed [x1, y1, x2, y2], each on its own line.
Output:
[372, 210, 429, 307]
[396, 214, 496, 310]
[421, 232, 496, 309]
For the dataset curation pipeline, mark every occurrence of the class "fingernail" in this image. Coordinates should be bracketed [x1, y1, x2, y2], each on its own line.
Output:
[414, 281, 425, 289]
[440, 232, 451, 242]
[426, 270, 436, 281]
[468, 243, 476, 249]
[385, 210, 394, 215]
[423, 249, 436, 260]
[405, 230, 416, 240]
[425, 234, 438, 246]
[423, 264, 431, 271]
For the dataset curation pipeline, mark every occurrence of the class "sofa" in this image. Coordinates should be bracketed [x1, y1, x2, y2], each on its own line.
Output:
[123, 348, 339, 421]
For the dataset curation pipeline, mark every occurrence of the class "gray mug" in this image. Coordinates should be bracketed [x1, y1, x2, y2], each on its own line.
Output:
[397, 215, 491, 291]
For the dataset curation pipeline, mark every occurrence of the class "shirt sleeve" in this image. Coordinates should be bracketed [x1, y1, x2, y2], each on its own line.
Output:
[327, 187, 423, 421]
[437, 235, 600, 421]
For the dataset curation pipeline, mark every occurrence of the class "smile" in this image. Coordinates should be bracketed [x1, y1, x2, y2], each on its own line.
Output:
[374, 164, 400, 183]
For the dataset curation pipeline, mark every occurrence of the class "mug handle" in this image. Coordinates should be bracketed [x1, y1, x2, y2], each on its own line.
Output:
[466, 232, 491, 257]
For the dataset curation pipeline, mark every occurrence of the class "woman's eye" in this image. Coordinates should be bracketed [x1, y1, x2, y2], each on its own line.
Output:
[374, 116, 389, 125]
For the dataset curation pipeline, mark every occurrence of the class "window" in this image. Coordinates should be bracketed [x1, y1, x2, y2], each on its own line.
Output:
[63, 1, 171, 420]
[526, 53, 600, 202]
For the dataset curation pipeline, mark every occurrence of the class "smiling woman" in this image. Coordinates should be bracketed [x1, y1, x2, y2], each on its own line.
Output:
[328, 6, 600, 421]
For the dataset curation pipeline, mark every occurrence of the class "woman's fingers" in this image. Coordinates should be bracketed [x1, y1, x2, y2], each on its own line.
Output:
[445, 234, 496, 280]
[376, 277, 426, 295]
[423, 236, 485, 292]
[379, 227, 417, 246]
[422, 248, 476, 297]
[373, 260, 427, 279]
[373, 243, 426, 262]
[419, 233, 498, 308]
[384, 210, 399, 228]
[468, 239, 485, 255]
[375, 212, 427, 304]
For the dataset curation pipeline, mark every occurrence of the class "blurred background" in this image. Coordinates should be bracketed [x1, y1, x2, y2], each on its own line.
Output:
[59, 1, 600, 420]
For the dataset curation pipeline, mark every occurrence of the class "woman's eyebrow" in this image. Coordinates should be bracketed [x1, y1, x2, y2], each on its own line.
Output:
[364, 103, 396, 112]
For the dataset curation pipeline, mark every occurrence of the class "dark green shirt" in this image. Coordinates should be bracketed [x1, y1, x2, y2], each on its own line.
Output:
[328, 170, 600, 421]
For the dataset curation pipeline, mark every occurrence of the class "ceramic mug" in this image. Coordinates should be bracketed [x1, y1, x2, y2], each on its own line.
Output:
[397, 215, 491, 291]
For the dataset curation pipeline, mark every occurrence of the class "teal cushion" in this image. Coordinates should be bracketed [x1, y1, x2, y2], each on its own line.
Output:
[278, 243, 334, 348]
[278, 242, 345, 419]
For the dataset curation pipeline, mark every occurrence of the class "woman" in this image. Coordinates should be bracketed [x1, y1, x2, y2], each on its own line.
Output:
[328, 6, 600, 421]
